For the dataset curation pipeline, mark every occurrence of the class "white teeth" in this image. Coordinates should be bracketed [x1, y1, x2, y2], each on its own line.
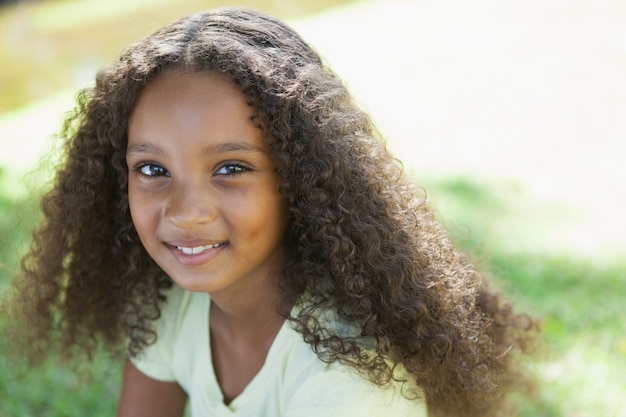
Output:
[176, 243, 223, 255]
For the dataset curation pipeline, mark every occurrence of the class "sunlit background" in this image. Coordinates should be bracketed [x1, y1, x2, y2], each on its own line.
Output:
[1, 0, 625, 416]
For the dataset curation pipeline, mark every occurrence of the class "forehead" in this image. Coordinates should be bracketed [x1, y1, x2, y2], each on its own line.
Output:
[131, 70, 248, 114]
[129, 70, 256, 133]
[126, 70, 271, 157]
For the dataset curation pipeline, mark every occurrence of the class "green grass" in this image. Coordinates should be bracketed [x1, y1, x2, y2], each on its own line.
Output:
[0, 174, 39, 289]
[422, 176, 626, 417]
[0, 170, 122, 416]
[0, 355, 121, 417]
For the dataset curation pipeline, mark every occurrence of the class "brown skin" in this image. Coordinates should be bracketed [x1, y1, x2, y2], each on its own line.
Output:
[117, 304, 283, 414]
[126, 71, 289, 301]
[210, 302, 284, 403]
[117, 360, 187, 417]
[123, 70, 290, 405]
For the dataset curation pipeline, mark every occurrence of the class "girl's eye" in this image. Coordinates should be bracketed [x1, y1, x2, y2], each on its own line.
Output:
[215, 163, 249, 176]
[136, 163, 170, 178]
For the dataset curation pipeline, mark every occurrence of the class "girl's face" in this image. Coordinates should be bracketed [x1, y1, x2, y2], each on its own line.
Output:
[126, 70, 289, 302]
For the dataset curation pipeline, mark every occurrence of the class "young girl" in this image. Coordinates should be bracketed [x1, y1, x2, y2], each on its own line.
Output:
[2, 7, 535, 417]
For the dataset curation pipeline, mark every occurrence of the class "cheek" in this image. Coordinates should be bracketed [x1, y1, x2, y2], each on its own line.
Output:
[128, 188, 156, 241]
[224, 194, 278, 238]
[253, 194, 289, 240]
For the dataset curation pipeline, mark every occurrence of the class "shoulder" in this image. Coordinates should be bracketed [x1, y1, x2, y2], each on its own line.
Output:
[129, 284, 198, 381]
[284, 357, 427, 417]
[147, 283, 192, 345]
[277, 311, 427, 417]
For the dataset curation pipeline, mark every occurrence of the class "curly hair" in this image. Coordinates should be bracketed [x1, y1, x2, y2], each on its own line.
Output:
[2, 7, 536, 417]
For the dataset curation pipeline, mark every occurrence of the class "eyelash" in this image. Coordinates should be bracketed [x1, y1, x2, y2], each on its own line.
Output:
[132, 162, 251, 179]
[134, 162, 170, 179]
[215, 162, 251, 176]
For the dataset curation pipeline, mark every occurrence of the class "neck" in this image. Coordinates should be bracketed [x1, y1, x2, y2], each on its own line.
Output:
[209, 274, 285, 343]
[210, 300, 284, 345]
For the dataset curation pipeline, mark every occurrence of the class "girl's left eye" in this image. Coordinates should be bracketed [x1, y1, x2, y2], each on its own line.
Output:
[215, 163, 249, 176]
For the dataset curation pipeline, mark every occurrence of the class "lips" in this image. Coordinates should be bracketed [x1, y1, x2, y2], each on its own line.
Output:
[175, 242, 226, 255]
[165, 239, 228, 266]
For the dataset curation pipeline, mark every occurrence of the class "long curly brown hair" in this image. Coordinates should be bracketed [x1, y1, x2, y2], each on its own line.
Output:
[2, 7, 536, 416]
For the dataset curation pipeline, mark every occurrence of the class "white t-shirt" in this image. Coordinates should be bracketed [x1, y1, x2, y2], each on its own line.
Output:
[131, 285, 427, 417]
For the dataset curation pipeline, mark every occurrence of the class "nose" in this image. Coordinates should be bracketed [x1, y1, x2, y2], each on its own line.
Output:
[164, 179, 217, 229]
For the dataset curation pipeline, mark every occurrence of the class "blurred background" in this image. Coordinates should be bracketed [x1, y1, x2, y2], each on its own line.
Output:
[1, 0, 625, 416]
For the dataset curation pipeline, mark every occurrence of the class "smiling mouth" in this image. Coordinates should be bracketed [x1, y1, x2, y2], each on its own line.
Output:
[175, 242, 227, 255]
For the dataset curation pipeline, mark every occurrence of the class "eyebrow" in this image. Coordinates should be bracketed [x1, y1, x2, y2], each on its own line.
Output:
[126, 143, 164, 155]
[126, 141, 266, 156]
[202, 142, 265, 155]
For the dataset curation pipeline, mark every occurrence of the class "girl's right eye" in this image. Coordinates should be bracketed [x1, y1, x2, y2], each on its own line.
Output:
[135, 163, 170, 178]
